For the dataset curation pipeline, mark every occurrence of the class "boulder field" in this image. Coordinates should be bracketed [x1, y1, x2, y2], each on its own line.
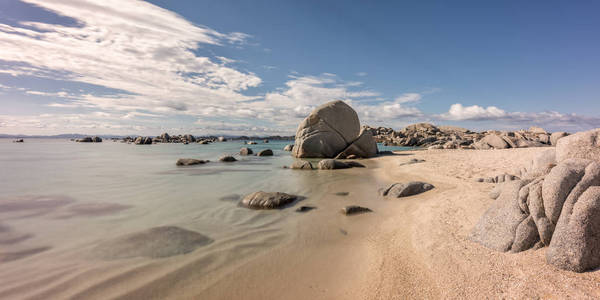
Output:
[366, 123, 569, 150]
[292, 100, 378, 159]
[471, 129, 600, 272]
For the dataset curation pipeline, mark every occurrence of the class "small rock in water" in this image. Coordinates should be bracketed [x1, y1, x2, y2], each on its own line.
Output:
[240, 191, 298, 209]
[341, 205, 372, 215]
[257, 149, 273, 156]
[219, 155, 237, 162]
[283, 144, 294, 151]
[295, 206, 316, 213]
[176, 158, 208, 166]
[239, 147, 253, 156]
[335, 192, 350, 196]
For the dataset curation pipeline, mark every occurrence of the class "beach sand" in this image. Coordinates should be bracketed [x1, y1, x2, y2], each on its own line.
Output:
[199, 147, 600, 300]
[3, 148, 600, 299]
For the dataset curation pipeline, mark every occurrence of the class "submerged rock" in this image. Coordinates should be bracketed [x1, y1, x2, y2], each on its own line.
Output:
[176, 158, 208, 166]
[93, 226, 213, 259]
[219, 155, 237, 162]
[240, 191, 298, 209]
[380, 182, 435, 198]
[341, 205, 372, 215]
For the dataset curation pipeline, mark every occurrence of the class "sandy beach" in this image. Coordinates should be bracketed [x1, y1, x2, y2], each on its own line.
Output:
[199, 147, 600, 300]
[3, 147, 600, 299]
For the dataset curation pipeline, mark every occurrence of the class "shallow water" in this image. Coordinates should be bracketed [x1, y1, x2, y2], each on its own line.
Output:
[0, 138, 410, 298]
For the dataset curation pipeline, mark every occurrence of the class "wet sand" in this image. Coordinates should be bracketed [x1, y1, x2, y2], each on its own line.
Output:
[3, 148, 600, 299]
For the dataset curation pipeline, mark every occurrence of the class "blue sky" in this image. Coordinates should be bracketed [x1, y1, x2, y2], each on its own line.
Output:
[0, 0, 599, 135]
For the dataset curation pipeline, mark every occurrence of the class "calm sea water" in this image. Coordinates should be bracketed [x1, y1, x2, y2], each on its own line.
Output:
[0, 138, 411, 279]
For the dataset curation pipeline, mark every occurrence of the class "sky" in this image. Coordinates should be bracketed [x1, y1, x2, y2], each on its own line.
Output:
[0, 0, 599, 136]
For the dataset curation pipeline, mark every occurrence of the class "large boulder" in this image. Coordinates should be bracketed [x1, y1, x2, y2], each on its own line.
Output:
[293, 100, 376, 158]
[550, 132, 568, 146]
[472, 146, 600, 272]
[240, 191, 298, 209]
[523, 149, 556, 178]
[335, 127, 378, 159]
[547, 186, 600, 272]
[476, 134, 510, 149]
[471, 180, 532, 252]
[556, 129, 600, 163]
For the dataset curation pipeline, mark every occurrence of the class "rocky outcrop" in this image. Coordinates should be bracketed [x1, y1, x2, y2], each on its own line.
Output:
[292, 100, 378, 158]
[472, 130, 600, 272]
[240, 191, 298, 209]
[134, 136, 153, 145]
[176, 158, 208, 166]
[550, 132, 569, 145]
[76, 136, 102, 143]
[380, 182, 434, 198]
[555, 129, 600, 162]
[367, 123, 563, 150]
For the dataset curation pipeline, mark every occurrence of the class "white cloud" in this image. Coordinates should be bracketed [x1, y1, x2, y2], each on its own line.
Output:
[0, 0, 261, 117]
[440, 103, 507, 121]
[438, 103, 600, 131]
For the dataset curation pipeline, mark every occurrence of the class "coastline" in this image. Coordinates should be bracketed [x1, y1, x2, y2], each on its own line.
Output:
[200, 147, 600, 299]
[3, 147, 600, 299]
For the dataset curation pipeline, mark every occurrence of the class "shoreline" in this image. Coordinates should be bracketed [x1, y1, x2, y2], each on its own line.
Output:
[200, 147, 600, 299]
[3, 147, 600, 299]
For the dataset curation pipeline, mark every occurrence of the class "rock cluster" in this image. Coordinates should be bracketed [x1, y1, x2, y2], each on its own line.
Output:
[292, 100, 378, 158]
[76, 136, 102, 143]
[367, 123, 568, 150]
[471, 129, 600, 272]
